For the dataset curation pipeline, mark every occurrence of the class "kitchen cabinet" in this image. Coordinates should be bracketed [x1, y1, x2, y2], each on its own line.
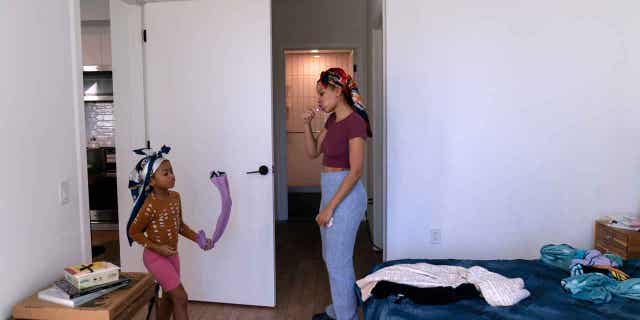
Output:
[81, 22, 111, 68]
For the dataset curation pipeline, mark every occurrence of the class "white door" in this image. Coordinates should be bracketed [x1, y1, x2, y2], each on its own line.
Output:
[116, 0, 275, 307]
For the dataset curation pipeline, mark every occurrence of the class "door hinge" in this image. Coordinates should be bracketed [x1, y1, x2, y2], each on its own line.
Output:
[143, 29, 147, 43]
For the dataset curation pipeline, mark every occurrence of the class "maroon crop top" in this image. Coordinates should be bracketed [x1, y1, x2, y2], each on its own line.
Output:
[321, 112, 368, 168]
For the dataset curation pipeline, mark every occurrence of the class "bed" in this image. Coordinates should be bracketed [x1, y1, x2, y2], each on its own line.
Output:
[358, 258, 640, 320]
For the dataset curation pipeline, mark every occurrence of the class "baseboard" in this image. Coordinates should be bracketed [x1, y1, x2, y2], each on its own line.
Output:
[288, 186, 321, 193]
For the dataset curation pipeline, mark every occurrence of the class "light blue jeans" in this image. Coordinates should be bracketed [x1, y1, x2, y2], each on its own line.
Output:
[320, 171, 367, 320]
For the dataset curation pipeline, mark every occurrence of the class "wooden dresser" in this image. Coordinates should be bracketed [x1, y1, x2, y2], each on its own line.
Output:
[594, 220, 640, 259]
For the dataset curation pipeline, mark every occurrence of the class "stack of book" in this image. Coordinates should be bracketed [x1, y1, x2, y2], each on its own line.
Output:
[608, 216, 640, 231]
[37, 261, 130, 307]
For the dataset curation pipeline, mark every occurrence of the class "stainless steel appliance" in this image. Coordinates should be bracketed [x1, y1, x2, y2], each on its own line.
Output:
[87, 147, 118, 230]
[83, 70, 113, 102]
[84, 66, 117, 230]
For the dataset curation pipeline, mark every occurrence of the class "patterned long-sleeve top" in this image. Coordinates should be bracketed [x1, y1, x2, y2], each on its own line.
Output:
[128, 191, 198, 251]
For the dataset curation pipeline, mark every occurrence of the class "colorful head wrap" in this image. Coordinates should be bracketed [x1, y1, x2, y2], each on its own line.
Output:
[318, 67, 372, 137]
[126, 145, 171, 246]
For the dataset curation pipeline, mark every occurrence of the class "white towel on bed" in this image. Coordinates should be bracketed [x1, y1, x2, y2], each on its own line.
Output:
[356, 263, 530, 307]
[467, 266, 531, 306]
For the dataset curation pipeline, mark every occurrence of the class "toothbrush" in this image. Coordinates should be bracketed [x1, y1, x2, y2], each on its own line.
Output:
[316, 214, 334, 228]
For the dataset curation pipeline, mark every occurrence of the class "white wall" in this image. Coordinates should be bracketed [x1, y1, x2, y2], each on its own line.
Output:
[272, 0, 369, 220]
[386, 0, 640, 260]
[0, 0, 89, 317]
[81, 0, 110, 21]
[288, 134, 324, 186]
[272, 0, 368, 55]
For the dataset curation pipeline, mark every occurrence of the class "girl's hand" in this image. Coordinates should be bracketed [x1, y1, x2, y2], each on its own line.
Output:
[315, 206, 334, 227]
[302, 108, 317, 124]
[154, 244, 177, 257]
[203, 238, 214, 251]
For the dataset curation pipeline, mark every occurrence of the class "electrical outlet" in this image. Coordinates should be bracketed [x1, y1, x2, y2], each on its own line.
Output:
[430, 229, 441, 245]
[59, 180, 70, 205]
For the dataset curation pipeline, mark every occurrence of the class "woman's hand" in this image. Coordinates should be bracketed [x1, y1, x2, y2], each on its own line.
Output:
[302, 107, 317, 125]
[153, 244, 177, 257]
[316, 206, 334, 227]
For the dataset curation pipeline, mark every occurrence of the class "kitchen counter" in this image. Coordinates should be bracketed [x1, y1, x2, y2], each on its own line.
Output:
[91, 222, 119, 231]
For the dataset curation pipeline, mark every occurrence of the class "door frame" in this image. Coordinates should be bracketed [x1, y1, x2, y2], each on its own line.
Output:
[71, 0, 94, 264]
[381, 0, 388, 261]
[273, 44, 365, 222]
[109, 0, 147, 273]
[280, 48, 356, 195]
[273, 40, 388, 257]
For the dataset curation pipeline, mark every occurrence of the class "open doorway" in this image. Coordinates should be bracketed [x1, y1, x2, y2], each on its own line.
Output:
[273, 46, 384, 315]
[284, 49, 354, 221]
[270, 0, 386, 314]
[80, 4, 120, 266]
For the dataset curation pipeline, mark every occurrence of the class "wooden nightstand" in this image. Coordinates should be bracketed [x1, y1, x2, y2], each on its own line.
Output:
[13, 272, 154, 320]
[595, 220, 640, 259]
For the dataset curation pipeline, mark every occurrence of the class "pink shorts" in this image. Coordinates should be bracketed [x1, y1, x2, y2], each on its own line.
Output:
[143, 249, 181, 292]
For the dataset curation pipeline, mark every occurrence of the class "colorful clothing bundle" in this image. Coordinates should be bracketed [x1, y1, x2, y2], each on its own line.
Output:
[570, 249, 622, 269]
[561, 273, 640, 304]
[541, 244, 640, 303]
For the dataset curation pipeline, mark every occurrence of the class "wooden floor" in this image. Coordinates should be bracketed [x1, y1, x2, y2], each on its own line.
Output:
[132, 221, 382, 320]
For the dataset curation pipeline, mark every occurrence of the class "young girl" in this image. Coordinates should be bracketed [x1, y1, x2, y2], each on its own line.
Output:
[303, 68, 372, 320]
[128, 147, 212, 320]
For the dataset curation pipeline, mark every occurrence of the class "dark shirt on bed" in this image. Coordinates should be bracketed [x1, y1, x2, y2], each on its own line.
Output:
[371, 281, 480, 305]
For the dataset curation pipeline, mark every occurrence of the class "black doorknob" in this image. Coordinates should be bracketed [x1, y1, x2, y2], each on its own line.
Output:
[247, 165, 269, 175]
